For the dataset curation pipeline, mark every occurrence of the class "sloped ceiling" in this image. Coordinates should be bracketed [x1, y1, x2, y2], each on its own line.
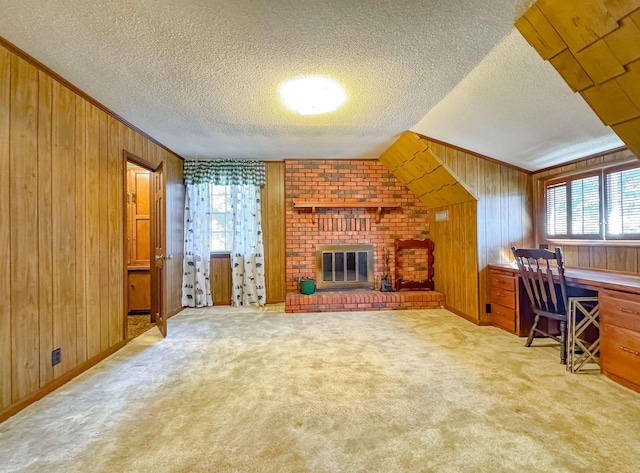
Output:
[0, 0, 624, 169]
[410, 30, 625, 171]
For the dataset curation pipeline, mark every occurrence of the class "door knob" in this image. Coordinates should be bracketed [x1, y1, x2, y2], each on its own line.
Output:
[166, 255, 173, 260]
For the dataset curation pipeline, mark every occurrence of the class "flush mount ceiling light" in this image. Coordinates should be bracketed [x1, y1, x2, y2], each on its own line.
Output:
[279, 76, 347, 116]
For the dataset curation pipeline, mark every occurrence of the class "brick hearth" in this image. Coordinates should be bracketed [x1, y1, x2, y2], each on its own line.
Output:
[285, 289, 445, 313]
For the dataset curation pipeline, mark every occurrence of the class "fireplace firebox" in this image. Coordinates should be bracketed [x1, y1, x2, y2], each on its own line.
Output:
[316, 244, 374, 290]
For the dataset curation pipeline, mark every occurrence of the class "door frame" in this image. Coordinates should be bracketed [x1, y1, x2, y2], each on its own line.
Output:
[123, 150, 161, 341]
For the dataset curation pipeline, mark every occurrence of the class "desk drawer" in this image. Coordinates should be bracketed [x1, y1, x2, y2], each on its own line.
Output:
[601, 323, 640, 387]
[490, 286, 516, 310]
[489, 270, 516, 292]
[600, 289, 640, 333]
[491, 303, 516, 332]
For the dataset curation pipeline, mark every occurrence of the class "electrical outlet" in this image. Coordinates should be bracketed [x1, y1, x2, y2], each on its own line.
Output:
[52, 348, 61, 366]
[485, 303, 491, 314]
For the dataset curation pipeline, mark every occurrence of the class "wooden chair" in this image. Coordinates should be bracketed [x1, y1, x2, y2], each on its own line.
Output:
[512, 247, 569, 364]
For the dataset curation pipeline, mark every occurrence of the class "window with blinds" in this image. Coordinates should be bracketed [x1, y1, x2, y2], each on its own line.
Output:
[546, 183, 567, 236]
[544, 163, 640, 241]
[606, 166, 640, 238]
[570, 175, 600, 235]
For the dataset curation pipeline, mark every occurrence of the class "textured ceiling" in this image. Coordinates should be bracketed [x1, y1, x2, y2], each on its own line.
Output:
[0, 0, 620, 169]
[411, 30, 625, 170]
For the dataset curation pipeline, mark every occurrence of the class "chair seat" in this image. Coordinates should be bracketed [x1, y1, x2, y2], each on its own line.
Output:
[533, 308, 567, 322]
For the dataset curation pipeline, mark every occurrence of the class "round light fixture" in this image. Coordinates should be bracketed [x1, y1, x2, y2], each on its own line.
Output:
[279, 76, 347, 116]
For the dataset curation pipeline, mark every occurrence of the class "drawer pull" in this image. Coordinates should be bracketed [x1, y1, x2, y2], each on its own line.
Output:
[496, 292, 503, 297]
[619, 308, 640, 316]
[619, 346, 640, 357]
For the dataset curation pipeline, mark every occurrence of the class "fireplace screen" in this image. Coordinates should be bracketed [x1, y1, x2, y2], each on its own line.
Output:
[316, 244, 374, 289]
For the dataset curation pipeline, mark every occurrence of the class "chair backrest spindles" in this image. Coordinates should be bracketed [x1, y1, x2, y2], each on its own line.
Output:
[511, 247, 568, 316]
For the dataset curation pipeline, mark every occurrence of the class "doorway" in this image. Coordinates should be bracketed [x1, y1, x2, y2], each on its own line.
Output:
[124, 151, 167, 339]
[126, 160, 153, 339]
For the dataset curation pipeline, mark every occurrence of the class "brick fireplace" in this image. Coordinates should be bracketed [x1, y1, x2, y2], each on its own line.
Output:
[284, 159, 445, 312]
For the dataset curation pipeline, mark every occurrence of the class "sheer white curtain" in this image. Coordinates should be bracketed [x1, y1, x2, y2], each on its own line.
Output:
[181, 183, 213, 307]
[230, 184, 266, 306]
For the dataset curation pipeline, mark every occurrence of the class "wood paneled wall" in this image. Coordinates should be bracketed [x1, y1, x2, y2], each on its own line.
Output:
[261, 162, 286, 303]
[424, 139, 534, 323]
[0, 42, 184, 421]
[533, 147, 640, 274]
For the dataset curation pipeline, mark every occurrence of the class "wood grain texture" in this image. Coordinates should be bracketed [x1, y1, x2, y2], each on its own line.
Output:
[0, 45, 11, 409]
[37, 71, 54, 388]
[421, 138, 534, 323]
[164, 147, 185, 316]
[10, 56, 40, 402]
[0, 42, 184, 420]
[210, 255, 232, 305]
[85, 103, 102, 359]
[74, 97, 87, 365]
[429, 201, 479, 319]
[109, 117, 124, 344]
[261, 162, 286, 302]
[379, 131, 477, 209]
[52, 80, 77, 377]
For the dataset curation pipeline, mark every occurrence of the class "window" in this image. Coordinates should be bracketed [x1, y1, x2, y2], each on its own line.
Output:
[606, 165, 640, 239]
[544, 163, 640, 241]
[210, 185, 233, 251]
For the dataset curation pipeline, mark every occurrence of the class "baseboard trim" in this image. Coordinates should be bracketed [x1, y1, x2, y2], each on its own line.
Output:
[445, 305, 489, 325]
[167, 307, 184, 319]
[0, 340, 127, 424]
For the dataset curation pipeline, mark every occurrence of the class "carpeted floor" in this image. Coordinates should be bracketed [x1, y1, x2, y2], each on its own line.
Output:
[127, 313, 156, 340]
[1, 306, 639, 472]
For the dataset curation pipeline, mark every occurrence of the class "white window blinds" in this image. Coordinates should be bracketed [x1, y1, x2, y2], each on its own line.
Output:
[606, 167, 640, 237]
[546, 182, 567, 236]
[570, 175, 600, 235]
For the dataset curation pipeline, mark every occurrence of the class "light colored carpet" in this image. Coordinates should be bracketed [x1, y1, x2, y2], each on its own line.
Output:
[1, 306, 639, 472]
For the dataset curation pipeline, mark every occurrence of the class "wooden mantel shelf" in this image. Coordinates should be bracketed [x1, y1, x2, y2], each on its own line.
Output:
[293, 201, 401, 223]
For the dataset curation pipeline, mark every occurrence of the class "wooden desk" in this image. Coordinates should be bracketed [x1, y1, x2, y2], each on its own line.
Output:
[488, 263, 640, 393]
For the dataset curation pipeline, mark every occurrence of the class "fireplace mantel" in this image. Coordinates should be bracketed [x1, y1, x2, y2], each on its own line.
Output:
[293, 200, 401, 223]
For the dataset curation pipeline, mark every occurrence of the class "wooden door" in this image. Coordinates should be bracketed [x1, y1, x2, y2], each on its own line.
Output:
[150, 162, 167, 337]
[126, 166, 151, 267]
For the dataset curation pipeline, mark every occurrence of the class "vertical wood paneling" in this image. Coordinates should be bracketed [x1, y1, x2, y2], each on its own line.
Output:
[85, 103, 101, 359]
[0, 42, 184, 421]
[37, 72, 54, 388]
[261, 162, 286, 303]
[108, 115, 122, 345]
[52, 81, 76, 376]
[590, 247, 608, 269]
[423, 140, 534, 323]
[430, 202, 479, 319]
[606, 247, 638, 273]
[99, 112, 109, 350]
[74, 97, 87, 365]
[10, 56, 40, 401]
[210, 255, 232, 305]
[0, 48, 11, 408]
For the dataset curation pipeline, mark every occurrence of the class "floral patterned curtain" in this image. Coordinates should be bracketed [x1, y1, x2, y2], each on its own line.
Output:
[231, 185, 266, 306]
[181, 183, 213, 307]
